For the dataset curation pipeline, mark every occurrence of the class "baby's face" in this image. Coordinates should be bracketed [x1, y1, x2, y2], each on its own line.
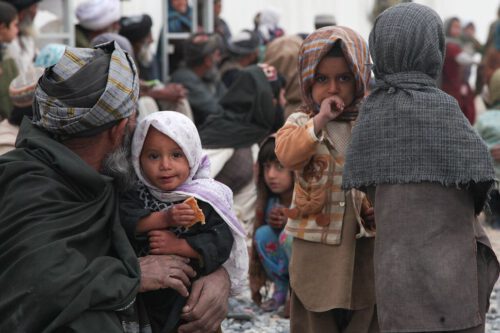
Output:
[311, 56, 355, 108]
[140, 127, 190, 191]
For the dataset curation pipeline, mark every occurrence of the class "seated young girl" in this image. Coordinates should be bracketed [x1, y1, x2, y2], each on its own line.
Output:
[250, 135, 294, 314]
[120, 111, 246, 332]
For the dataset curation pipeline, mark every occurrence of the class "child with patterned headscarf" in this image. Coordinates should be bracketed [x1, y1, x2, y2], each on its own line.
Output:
[275, 26, 378, 332]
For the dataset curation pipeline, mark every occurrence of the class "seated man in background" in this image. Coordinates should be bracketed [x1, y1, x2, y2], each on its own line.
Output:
[171, 33, 226, 128]
[219, 29, 260, 88]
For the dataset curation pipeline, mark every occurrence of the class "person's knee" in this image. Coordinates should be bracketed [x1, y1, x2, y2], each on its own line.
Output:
[254, 225, 275, 243]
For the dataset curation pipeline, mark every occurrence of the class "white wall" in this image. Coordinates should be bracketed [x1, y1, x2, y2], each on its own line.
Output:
[57, 0, 500, 46]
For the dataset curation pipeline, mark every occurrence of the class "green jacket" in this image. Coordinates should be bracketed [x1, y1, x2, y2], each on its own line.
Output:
[0, 119, 140, 332]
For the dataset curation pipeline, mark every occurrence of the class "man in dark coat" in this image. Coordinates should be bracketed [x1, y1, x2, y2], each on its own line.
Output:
[0, 41, 231, 333]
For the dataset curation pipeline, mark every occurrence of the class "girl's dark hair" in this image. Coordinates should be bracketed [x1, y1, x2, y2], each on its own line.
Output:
[325, 41, 344, 58]
[256, 137, 278, 215]
[257, 136, 278, 165]
[0, 2, 17, 27]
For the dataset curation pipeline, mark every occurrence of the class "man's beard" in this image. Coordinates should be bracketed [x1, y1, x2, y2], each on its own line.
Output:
[137, 43, 154, 67]
[202, 66, 219, 83]
[101, 127, 136, 193]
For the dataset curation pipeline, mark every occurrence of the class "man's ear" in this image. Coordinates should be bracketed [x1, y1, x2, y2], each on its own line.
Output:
[108, 118, 129, 148]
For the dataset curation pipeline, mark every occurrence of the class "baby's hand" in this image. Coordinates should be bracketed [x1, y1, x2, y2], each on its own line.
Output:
[165, 203, 196, 227]
[149, 230, 177, 255]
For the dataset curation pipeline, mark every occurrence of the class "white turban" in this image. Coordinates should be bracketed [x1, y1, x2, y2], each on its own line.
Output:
[76, 0, 121, 31]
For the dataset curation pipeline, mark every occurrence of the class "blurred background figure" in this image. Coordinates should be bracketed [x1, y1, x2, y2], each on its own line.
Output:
[75, 0, 121, 48]
[441, 17, 478, 124]
[475, 68, 500, 229]
[200, 65, 278, 229]
[213, 0, 231, 43]
[481, 8, 500, 105]
[4, 0, 40, 76]
[314, 14, 336, 29]
[119, 14, 158, 81]
[34, 43, 65, 68]
[264, 34, 303, 119]
[171, 32, 225, 128]
[156, 0, 192, 77]
[219, 29, 259, 88]
[168, 0, 192, 33]
[460, 21, 482, 87]
[0, 67, 43, 155]
[0, 1, 19, 120]
[254, 7, 284, 46]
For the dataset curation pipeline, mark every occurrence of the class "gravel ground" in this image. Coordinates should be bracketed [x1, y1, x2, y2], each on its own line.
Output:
[222, 223, 500, 333]
[485, 225, 500, 333]
[222, 288, 290, 333]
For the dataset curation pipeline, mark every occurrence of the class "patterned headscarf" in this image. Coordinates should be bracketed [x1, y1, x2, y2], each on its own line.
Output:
[131, 111, 246, 237]
[342, 3, 494, 213]
[32, 41, 139, 137]
[298, 26, 371, 120]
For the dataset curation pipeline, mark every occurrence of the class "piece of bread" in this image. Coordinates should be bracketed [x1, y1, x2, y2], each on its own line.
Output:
[183, 197, 206, 227]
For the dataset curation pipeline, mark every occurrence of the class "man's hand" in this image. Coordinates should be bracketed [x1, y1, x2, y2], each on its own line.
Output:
[138, 255, 196, 296]
[178, 267, 230, 333]
[150, 83, 187, 103]
[491, 145, 500, 162]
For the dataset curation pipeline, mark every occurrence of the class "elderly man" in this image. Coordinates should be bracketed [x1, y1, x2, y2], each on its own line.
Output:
[0, 42, 233, 333]
[170, 32, 226, 128]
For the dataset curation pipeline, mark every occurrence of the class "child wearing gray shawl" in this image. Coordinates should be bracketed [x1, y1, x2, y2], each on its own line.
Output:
[343, 3, 499, 333]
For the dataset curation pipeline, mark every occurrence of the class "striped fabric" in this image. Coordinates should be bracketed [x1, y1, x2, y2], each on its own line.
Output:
[33, 41, 139, 136]
[298, 26, 371, 119]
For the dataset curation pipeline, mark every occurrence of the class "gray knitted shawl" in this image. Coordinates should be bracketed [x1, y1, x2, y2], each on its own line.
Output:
[343, 4, 494, 199]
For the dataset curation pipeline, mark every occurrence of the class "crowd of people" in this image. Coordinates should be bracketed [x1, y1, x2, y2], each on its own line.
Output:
[1, 0, 500, 332]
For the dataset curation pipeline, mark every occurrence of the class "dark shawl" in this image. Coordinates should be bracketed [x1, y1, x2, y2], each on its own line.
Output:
[0, 119, 140, 332]
[199, 65, 275, 149]
[342, 3, 495, 213]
